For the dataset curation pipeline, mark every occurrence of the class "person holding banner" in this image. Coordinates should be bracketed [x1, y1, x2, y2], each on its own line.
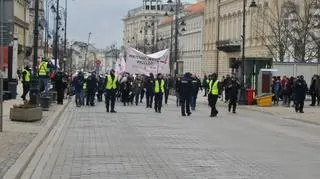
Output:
[104, 69, 118, 113]
[154, 73, 165, 113]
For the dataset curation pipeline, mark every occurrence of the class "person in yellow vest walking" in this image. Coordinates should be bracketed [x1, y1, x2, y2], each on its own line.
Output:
[208, 73, 222, 117]
[21, 65, 31, 101]
[104, 69, 118, 113]
[154, 73, 165, 113]
[38, 58, 51, 96]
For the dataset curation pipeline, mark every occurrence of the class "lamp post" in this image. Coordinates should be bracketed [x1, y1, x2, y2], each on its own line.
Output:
[166, 0, 186, 76]
[54, 0, 59, 71]
[63, 0, 67, 72]
[239, 0, 257, 104]
[30, 0, 40, 105]
[84, 32, 91, 71]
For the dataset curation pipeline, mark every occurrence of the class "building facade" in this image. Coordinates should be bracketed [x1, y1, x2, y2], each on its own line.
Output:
[123, 0, 168, 54]
[203, 0, 271, 77]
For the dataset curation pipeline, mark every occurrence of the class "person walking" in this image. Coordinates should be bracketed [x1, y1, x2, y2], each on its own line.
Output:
[294, 75, 308, 113]
[175, 76, 181, 107]
[227, 76, 240, 113]
[38, 58, 51, 96]
[73, 71, 85, 107]
[144, 73, 155, 108]
[86, 72, 98, 106]
[208, 73, 221, 117]
[97, 75, 105, 102]
[55, 70, 67, 105]
[133, 74, 143, 105]
[104, 69, 118, 113]
[180, 73, 193, 116]
[202, 74, 208, 97]
[21, 65, 31, 101]
[191, 74, 202, 111]
[120, 74, 131, 106]
[154, 73, 165, 113]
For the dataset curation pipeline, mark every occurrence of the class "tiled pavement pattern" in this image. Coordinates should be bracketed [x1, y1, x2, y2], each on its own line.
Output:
[46, 100, 320, 179]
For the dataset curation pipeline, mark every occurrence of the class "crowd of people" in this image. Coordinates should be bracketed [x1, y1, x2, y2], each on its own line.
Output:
[271, 75, 320, 113]
[20, 58, 320, 117]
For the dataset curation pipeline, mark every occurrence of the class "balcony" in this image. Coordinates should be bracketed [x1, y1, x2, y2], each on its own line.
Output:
[216, 39, 241, 53]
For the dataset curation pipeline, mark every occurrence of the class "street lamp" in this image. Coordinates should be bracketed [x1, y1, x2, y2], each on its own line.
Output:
[30, 0, 40, 105]
[84, 32, 92, 71]
[239, 0, 257, 104]
[54, 0, 60, 71]
[166, 0, 186, 76]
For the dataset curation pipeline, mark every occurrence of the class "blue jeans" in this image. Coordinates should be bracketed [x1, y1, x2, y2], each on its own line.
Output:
[191, 95, 198, 109]
[75, 90, 85, 105]
[39, 77, 49, 96]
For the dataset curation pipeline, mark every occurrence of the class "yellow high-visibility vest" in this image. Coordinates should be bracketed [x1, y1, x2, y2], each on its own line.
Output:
[23, 69, 30, 82]
[209, 80, 219, 95]
[38, 62, 49, 76]
[105, 75, 117, 90]
[154, 80, 165, 93]
[83, 82, 87, 90]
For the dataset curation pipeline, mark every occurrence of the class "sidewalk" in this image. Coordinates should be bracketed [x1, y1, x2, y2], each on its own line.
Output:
[0, 84, 69, 178]
[195, 95, 320, 125]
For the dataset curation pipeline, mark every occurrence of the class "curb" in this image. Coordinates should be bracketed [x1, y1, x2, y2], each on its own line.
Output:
[3, 100, 71, 179]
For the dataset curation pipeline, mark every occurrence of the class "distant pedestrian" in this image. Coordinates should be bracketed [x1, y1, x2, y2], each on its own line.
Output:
[21, 65, 31, 101]
[180, 73, 193, 116]
[104, 69, 118, 113]
[227, 76, 240, 113]
[144, 73, 155, 108]
[208, 73, 221, 117]
[133, 75, 143, 105]
[294, 75, 308, 113]
[86, 72, 98, 106]
[154, 73, 165, 113]
[191, 74, 202, 111]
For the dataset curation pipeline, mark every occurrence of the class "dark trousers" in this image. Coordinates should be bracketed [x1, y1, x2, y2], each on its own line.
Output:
[146, 91, 154, 108]
[209, 94, 219, 116]
[97, 90, 103, 102]
[140, 89, 145, 102]
[134, 93, 140, 105]
[21, 82, 30, 100]
[228, 97, 237, 112]
[105, 90, 116, 112]
[295, 100, 304, 112]
[154, 93, 163, 112]
[57, 89, 64, 104]
[87, 91, 95, 106]
[204, 88, 208, 96]
[181, 95, 191, 115]
[164, 89, 169, 104]
[191, 92, 198, 110]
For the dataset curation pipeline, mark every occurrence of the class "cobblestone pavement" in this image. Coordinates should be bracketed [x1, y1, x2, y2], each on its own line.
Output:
[0, 98, 65, 178]
[42, 99, 320, 179]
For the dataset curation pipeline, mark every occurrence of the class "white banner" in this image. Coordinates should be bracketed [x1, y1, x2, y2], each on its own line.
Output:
[126, 47, 170, 75]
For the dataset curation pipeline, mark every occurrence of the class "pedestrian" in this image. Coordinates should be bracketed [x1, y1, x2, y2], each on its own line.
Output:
[86, 72, 98, 106]
[104, 69, 118, 113]
[140, 74, 146, 103]
[180, 72, 193, 116]
[72, 71, 85, 107]
[228, 76, 240, 113]
[120, 73, 131, 106]
[222, 75, 231, 103]
[154, 73, 165, 113]
[294, 75, 308, 113]
[175, 76, 181, 107]
[191, 74, 202, 111]
[272, 76, 281, 105]
[133, 74, 143, 105]
[202, 74, 208, 97]
[38, 58, 51, 96]
[54, 69, 67, 105]
[97, 75, 105, 102]
[144, 73, 155, 108]
[208, 73, 221, 117]
[21, 65, 31, 101]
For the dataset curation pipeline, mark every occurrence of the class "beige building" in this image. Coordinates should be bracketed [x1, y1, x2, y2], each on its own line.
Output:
[123, 0, 167, 54]
[203, 0, 272, 76]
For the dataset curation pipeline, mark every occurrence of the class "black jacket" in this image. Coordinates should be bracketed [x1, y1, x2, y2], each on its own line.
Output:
[192, 77, 202, 95]
[87, 75, 98, 92]
[144, 77, 155, 93]
[180, 76, 193, 97]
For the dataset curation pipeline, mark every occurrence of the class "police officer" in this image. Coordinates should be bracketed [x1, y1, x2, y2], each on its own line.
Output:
[144, 73, 155, 108]
[180, 72, 193, 116]
[97, 75, 105, 102]
[21, 65, 31, 101]
[208, 73, 221, 117]
[227, 76, 240, 113]
[105, 69, 118, 113]
[38, 58, 51, 96]
[86, 72, 98, 106]
[294, 75, 308, 113]
[154, 73, 165, 113]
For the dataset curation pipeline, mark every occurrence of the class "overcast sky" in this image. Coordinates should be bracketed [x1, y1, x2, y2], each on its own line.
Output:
[66, 0, 141, 49]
